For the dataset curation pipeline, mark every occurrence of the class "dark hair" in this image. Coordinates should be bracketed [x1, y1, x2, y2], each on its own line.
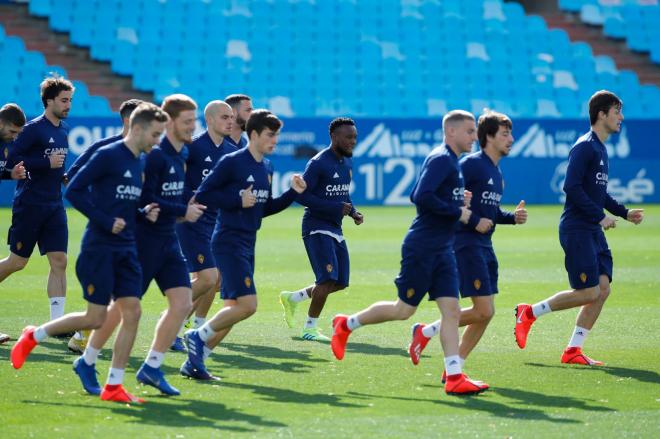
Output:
[129, 102, 169, 128]
[477, 109, 512, 149]
[442, 109, 475, 132]
[40, 75, 74, 108]
[161, 94, 197, 120]
[119, 99, 144, 120]
[245, 109, 282, 137]
[0, 103, 26, 127]
[589, 90, 622, 125]
[224, 94, 251, 110]
[329, 117, 355, 135]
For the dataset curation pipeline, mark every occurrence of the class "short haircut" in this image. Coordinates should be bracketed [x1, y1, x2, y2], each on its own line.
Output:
[119, 99, 144, 120]
[224, 94, 251, 110]
[161, 94, 197, 120]
[329, 117, 355, 136]
[0, 103, 26, 127]
[245, 109, 282, 137]
[477, 109, 512, 149]
[40, 75, 74, 108]
[129, 102, 169, 128]
[204, 100, 229, 118]
[589, 90, 622, 125]
[442, 109, 475, 133]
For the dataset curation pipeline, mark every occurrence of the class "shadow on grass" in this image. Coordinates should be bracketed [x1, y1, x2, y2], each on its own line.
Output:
[342, 341, 409, 359]
[0, 340, 79, 364]
[525, 362, 660, 385]
[22, 397, 285, 432]
[221, 381, 366, 408]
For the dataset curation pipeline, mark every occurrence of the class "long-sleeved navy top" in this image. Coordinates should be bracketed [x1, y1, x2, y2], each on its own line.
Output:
[66, 133, 122, 182]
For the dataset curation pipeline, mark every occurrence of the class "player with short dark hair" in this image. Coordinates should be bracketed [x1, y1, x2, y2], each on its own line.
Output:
[515, 90, 644, 366]
[279, 117, 363, 341]
[10, 102, 167, 404]
[224, 93, 252, 149]
[330, 110, 489, 396]
[408, 110, 527, 380]
[181, 109, 306, 379]
[0, 76, 74, 328]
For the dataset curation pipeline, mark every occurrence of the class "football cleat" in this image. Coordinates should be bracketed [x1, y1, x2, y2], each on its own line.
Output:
[170, 336, 187, 353]
[73, 356, 101, 395]
[137, 364, 181, 396]
[561, 347, 604, 366]
[331, 314, 351, 360]
[100, 384, 145, 404]
[10, 326, 37, 369]
[408, 323, 431, 365]
[52, 331, 76, 340]
[445, 373, 489, 396]
[301, 327, 330, 342]
[0, 332, 11, 344]
[279, 291, 299, 329]
[183, 329, 207, 371]
[180, 359, 220, 381]
[67, 331, 90, 354]
[514, 304, 536, 349]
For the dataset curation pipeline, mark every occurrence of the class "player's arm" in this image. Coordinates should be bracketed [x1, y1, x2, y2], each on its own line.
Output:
[64, 151, 115, 231]
[296, 160, 344, 215]
[563, 143, 606, 223]
[140, 151, 188, 217]
[264, 166, 301, 217]
[195, 156, 242, 211]
[66, 140, 101, 182]
[604, 193, 628, 219]
[496, 207, 516, 224]
[459, 159, 484, 230]
[411, 157, 462, 220]
[8, 127, 50, 171]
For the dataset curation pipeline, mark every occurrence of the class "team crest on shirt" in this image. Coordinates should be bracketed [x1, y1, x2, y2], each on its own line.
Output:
[580, 273, 587, 283]
[197, 254, 205, 264]
[142, 172, 146, 183]
[244, 277, 252, 288]
[474, 279, 481, 290]
[268, 174, 272, 185]
[16, 242, 23, 251]
[3, 147, 8, 158]
[87, 284, 95, 295]
[326, 264, 333, 273]
[349, 169, 352, 179]
[406, 288, 415, 299]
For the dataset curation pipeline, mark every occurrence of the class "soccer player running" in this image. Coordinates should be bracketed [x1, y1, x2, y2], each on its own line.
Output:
[173, 100, 236, 356]
[10, 103, 166, 404]
[224, 94, 252, 149]
[0, 103, 27, 344]
[279, 117, 363, 342]
[515, 90, 644, 365]
[0, 77, 73, 327]
[330, 110, 489, 396]
[408, 111, 528, 379]
[182, 110, 306, 378]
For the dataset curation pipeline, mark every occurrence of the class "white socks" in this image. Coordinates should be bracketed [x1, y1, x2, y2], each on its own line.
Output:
[422, 320, 441, 338]
[82, 345, 100, 366]
[346, 314, 362, 331]
[304, 317, 318, 329]
[203, 346, 213, 360]
[444, 355, 462, 376]
[532, 300, 552, 318]
[198, 323, 217, 343]
[567, 326, 589, 348]
[49, 297, 65, 320]
[193, 317, 206, 329]
[289, 287, 311, 303]
[145, 350, 164, 368]
[107, 368, 124, 385]
[33, 326, 48, 343]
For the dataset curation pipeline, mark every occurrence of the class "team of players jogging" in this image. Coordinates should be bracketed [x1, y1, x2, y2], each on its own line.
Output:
[0, 77, 644, 402]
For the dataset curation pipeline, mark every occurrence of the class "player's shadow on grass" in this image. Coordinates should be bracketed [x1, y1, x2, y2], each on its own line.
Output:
[222, 381, 365, 408]
[341, 341, 409, 359]
[525, 362, 660, 385]
[0, 340, 75, 364]
[221, 342, 330, 363]
[22, 397, 286, 433]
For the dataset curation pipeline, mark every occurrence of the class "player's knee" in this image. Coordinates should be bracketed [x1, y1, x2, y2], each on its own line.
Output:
[579, 286, 600, 303]
[599, 284, 611, 302]
[240, 302, 257, 318]
[475, 305, 495, 322]
[197, 272, 217, 292]
[48, 253, 67, 272]
[121, 304, 142, 324]
[9, 256, 28, 272]
[394, 303, 416, 320]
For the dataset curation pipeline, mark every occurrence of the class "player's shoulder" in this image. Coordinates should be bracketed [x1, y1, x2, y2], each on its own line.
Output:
[191, 131, 209, 145]
[425, 144, 454, 164]
[459, 151, 482, 165]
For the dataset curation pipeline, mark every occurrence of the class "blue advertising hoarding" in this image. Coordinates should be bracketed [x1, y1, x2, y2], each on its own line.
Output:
[1, 117, 657, 206]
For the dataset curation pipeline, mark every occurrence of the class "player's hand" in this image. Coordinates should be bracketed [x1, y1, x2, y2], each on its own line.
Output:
[514, 200, 527, 225]
[291, 174, 306, 193]
[49, 153, 65, 169]
[144, 203, 160, 223]
[241, 184, 256, 208]
[352, 211, 364, 225]
[185, 202, 206, 223]
[475, 218, 494, 234]
[627, 208, 644, 225]
[111, 217, 126, 234]
[599, 216, 617, 230]
[463, 190, 472, 207]
[459, 206, 472, 224]
[342, 202, 353, 216]
[10, 161, 26, 180]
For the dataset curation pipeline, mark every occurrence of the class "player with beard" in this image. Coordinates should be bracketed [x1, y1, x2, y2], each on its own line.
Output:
[224, 94, 252, 149]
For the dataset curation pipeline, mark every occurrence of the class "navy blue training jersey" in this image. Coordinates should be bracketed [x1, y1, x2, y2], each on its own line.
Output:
[65, 141, 143, 251]
[183, 131, 237, 225]
[404, 144, 465, 250]
[454, 151, 515, 249]
[559, 130, 628, 232]
[66, 133, 122, 182]
[1, 141, 13, 180]
[225, 134, 248, 150]
[195, 147, 297, 252]
[298, 146, 355, 238]
[138, 136, 188, 236]
[10, 114, 69, 205]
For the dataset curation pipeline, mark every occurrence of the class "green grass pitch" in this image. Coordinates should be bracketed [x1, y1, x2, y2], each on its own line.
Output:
[0, 205, 658, 438]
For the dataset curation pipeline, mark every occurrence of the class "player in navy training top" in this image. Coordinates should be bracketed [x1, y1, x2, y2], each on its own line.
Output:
[10, 103, 167, 404]
[515, 91, 644, 366]
[1, 77, 74, 326]
[174, 100, 236, 359]
[330, 110, 490, 396]
[279, 117, 364, 342]
[182, 110, 306, 378]
[408, 111, 528, 371]
[224, 94, 252, 149]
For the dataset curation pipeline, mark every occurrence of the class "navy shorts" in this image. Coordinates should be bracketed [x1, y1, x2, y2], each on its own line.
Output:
[456, 245, 499, 297]
[137, 233, 191, 295]
[176, 222, 216, 273]
[560, 230, 612, 289]
[214, 249, 256, 300]
[8, 202, 68, 257]
[303, 233, 350, 287]
[75, 249, 142, 306]
[395, 245, 459, 306]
